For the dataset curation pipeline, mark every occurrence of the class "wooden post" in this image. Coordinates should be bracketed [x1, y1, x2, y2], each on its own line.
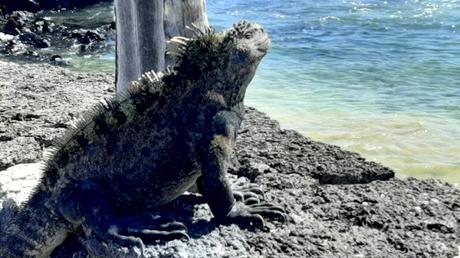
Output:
[115, 0, 208, 95]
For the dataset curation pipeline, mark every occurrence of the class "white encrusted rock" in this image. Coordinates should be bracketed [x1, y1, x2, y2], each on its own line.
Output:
[0, 163, 42, 207]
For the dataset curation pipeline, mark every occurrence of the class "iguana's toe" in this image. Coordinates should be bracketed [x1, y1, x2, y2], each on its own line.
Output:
[223, 201, 286, 229]
[130, 229, 189, 243]
[128, 212, 187, 231]
[100, 213, 189, 246]
[245, 203, 287, 222]
[157, 221, 188, 231]
[107, 226, 146, 249]
[228, 213, 265, 229]
[233, 190, 261, 204]
[233, 184, 264, 196]
[230, 177, 265, 204]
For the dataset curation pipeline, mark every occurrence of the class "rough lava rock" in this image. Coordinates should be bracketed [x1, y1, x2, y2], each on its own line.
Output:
[40, 0, 113, 11]
[0, 60, 459, 257]
[0, 0, 112, 13]
[0, 0, 40, 14]
[2, 10, 34, 35]
[0, 9, 114, 62]
[236, 108, 395, 184]
[0, 60, 114, 167]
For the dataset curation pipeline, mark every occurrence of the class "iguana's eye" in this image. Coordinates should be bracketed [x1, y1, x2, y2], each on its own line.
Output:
[244, 32, 253, 39]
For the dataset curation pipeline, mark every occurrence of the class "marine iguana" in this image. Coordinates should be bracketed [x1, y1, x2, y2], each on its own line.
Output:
[0, 21, 285, 257]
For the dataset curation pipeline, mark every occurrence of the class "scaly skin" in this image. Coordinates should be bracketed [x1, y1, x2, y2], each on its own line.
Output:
[0, 21, 285, 257]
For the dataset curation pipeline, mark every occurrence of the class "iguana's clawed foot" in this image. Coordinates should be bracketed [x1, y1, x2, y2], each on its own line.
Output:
[229, 176, 264, 205]
[223, 201, 286, 229]
[96, 213, 189, 248]
[226, 176, 285, 227]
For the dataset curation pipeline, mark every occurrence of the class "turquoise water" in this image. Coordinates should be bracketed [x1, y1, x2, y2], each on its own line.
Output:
[208, 0, 460, 186]
[47, 1, 460, 185]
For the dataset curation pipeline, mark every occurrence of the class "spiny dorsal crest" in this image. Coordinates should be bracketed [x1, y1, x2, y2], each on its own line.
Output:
[166, 36, 191, 58]
[186, 23, 215, 38]
[130, 70, 162, 88]
[230, 20, 251, 35]
[129, 69, 176, 97]
[166, 23, 218, 61]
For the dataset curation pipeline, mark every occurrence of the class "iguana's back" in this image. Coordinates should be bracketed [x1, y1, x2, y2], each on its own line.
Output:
[42, 70, 209, 210]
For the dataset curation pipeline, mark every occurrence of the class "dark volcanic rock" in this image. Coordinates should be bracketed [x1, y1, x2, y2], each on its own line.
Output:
[0, 0, 112, 13]
[0, 61, 459, 257]
[40, 0, 112, 11]
[2, 12, 53, 36]
[3, 17, 22, 35]
[0, 5, 6, 16]
[2, 11, 34, 35]
[0, 0, 39, 13]
[32, 17, 52, 33]
[49, 54, 65, 65]
[19, 31, 50, 48]
[70, 29, 103, 44]
[69, 28, 105, 53]
[0, 8, 115, 63]
[0, 11, 53, 56]
[236, 107, 395, 184]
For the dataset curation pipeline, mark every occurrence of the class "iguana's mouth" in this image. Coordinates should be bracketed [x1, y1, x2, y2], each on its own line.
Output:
[256, 37, 270, 56]
[257, 47, 268, 53]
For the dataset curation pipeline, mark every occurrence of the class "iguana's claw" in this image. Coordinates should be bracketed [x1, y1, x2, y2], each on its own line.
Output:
[101, 212, 189, 247]
[244, 203, 286, 222]
[230, 176, 265, 204]
[232, 190, 261, 205]
[224, 201, 286, 229]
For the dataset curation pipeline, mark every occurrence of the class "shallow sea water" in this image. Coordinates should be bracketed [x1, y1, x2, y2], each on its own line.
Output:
[47, 1, 460, 185]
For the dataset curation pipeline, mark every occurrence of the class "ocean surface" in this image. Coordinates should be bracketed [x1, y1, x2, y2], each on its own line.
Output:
[47, 0, 460, 185]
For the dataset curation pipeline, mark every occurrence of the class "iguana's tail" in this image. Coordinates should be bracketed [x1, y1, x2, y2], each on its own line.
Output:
[0, 189, 69, 258]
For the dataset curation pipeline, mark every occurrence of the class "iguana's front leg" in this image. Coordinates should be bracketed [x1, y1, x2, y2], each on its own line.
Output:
[200, 111, 286, 228]
[58, 180, 189, 251]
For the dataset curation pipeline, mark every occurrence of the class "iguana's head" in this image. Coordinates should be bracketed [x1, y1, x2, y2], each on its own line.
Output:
[225, 20, 270, 67]
[170, 21, 270, 107]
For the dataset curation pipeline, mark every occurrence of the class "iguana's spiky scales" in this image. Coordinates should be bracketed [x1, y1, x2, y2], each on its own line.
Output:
[0, 21, 285, 257]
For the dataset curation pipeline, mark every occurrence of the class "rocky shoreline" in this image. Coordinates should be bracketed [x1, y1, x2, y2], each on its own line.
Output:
[0, 60, 459, 257]
[0, 0, 113, 13]
[0, 5, 114, 64]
